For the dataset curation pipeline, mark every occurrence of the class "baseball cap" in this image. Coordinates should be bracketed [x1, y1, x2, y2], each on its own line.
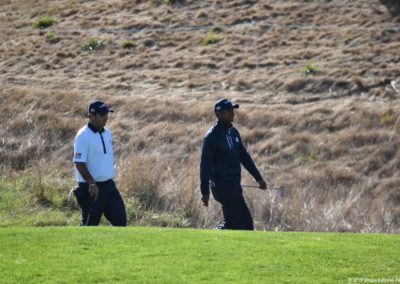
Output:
[214, 99, 239, 112]
[88, 100, 114, 115]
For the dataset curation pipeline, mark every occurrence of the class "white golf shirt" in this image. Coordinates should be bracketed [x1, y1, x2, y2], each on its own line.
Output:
[73, 123, 115, 183]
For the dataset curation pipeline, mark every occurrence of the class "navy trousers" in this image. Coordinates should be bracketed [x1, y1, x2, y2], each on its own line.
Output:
[211, 178, 254, 230]
[74, 179, 127, 226]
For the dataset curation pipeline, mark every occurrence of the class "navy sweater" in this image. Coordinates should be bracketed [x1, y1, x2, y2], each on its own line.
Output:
[200, 121, 262, 196]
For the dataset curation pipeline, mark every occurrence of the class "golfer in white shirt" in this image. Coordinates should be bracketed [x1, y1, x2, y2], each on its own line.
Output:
[73, 100, 126, 226]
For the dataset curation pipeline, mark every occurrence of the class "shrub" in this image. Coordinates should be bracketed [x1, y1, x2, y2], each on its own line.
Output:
[199, 30, 221, 46]
[81, 37, 105, 51]
[380, 110, 395, 126]
[45, 31, 60, 44]
[301, 62, 318, 75]
[33, 15, 58, 29]
[300, 150, 316, 164]
[122, 40, 137, 49]
[45, 30, 55, 39]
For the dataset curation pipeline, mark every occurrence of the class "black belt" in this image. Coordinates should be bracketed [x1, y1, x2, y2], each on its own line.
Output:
[78, 179, 113, 187]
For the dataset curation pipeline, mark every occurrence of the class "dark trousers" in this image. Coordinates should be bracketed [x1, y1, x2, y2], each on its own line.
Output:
[211, 179, 254, 230]
[74, 179, 127, 226]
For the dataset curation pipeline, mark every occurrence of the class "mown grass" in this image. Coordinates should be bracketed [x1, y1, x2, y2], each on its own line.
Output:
[0, 227, 399, 283]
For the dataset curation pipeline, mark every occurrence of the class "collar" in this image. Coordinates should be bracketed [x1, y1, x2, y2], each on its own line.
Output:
[216, 120, 233, 129]
[87, 122, 105, 133]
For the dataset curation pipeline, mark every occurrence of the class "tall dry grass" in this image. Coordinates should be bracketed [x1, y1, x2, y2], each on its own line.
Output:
[1, 84, 400, 232]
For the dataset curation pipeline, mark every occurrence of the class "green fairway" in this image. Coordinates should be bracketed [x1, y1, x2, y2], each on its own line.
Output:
[0, 227, 399, 283]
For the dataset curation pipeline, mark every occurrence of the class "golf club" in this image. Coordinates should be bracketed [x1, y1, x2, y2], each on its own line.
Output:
[391, 80, 400, 93]
[67, 188, 75, 202]
[68, 187, 93, 225]
[242, 184, 285, 197]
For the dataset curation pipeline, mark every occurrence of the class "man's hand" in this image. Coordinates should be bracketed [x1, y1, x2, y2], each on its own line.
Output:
[257, 179, 267, 190]
[89, 184, 99, 201]
[201, 194, 210, 207]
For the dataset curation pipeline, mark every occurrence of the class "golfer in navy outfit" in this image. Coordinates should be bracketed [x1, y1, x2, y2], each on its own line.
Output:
[200, 99, 267, 230]
[73, 100, 127, 226]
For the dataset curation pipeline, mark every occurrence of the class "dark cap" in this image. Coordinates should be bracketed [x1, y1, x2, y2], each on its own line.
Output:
[214, 99, 239, 112]
[88, 100, 114, 115]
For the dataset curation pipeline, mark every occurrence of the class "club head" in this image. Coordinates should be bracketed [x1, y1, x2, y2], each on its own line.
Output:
[277, 185, 285, 197]
[391, 80, 400, 93]
[269, 186, 285, 197]
[68, 188, 75, 202]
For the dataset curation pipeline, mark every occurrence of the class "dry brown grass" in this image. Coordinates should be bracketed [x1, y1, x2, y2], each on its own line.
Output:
[1, 0, 400, 232]
[1, 85, 400, 232]
[1, 0, 399, 99]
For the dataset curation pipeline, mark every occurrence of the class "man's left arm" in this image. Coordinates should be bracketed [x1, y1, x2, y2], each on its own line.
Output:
[238, 133, 267, 190]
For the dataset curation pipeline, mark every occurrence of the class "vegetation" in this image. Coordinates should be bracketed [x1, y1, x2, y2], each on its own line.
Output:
[0, 171, 78, 227]
[380, 110, 394, 126]
[301, 62, 319, 75]
[45, 30, 55, 39]
[121, 40, 137, 49]
[32, 15, 58, 29]
[1, 0, 400, 233]
[1, 227, 399, 283]
[300, 150, 317, 164]
[1, 85, 400, 232]
[199, 30, 221, 46]
[0, 168, 191, 227]
[81, 37, 105, 51]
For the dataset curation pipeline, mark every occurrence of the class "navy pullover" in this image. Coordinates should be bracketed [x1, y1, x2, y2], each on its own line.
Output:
[200, 121, 262, 196]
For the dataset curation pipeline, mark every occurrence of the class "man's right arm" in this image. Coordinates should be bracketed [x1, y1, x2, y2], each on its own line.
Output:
[73, 133, 98, 200]
[74, 162, 95, 185]
[200, 131, 217, 204]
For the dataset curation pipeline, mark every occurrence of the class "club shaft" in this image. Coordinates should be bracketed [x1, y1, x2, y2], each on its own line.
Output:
[241, 184, 282, 190]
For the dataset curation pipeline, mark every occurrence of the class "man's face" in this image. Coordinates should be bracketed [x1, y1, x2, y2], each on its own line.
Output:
[89, 112, 108, 129]
[216, 108, 234, 123]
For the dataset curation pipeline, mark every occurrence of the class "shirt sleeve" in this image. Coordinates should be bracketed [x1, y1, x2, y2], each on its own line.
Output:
[73, 133, 88, 163]
[200, 131, 217, 196]
[238, 132, 263, 182]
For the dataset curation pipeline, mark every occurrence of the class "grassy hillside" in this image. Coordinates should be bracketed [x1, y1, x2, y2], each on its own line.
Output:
[1, 227, 399, 283]
[0, 1, 400, 232]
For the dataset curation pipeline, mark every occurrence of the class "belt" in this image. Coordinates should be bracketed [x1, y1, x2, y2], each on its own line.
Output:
[78, 179, 113, 187]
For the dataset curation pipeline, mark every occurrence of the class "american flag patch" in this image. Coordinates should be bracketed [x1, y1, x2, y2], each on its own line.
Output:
[75, 152, 82, 159]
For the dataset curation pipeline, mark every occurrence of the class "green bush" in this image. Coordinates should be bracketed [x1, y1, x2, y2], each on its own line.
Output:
[300, 150, 316, 164]
[380, 113, 394, 126]
[45, 30, 55, 39]
[122, 40, 137, 49]
[199, 30, 221, 46]
[81, 37, 105, 51]
[33, 15, 58, 29]
[301, 62, 319, 75]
